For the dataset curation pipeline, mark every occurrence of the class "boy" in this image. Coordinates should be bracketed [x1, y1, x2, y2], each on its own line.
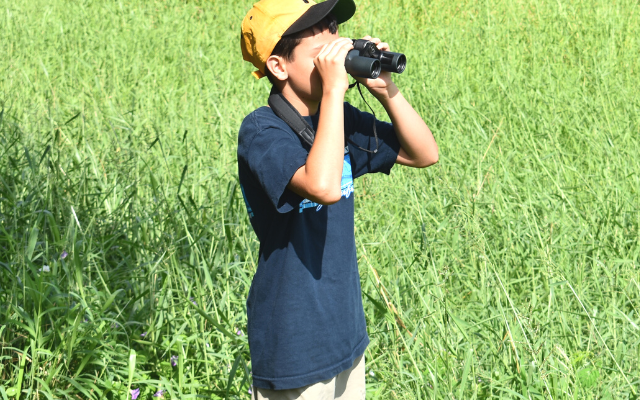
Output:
[238, 0, 438, 398]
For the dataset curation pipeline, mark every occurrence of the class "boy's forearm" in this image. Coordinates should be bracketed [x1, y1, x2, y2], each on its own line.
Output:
[290, 90, 345, 204]
[307, 91, 345, 193]
[375, 84, 439, 168]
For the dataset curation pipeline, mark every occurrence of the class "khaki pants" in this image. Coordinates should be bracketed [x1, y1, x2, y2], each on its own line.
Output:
[253, 355, 365, 400]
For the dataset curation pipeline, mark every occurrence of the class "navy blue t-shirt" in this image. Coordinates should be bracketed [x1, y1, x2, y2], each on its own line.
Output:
[237, 102, 400, 390]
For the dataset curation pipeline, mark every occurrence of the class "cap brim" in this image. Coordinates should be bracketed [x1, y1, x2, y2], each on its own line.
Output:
[283, 0, 356, 36]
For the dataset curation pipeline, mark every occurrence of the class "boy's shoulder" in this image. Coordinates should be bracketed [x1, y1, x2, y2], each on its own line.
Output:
[242, 101, 360, 128]
[240, 106, 279, 133]
[238, 101, 365, 153]
[238, 106, 287, 151]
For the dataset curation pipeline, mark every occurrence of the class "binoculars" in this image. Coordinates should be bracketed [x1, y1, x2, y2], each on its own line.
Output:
[345, 39, 406, 79]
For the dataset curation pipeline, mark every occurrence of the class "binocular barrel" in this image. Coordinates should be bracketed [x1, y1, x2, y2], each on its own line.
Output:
[379, 51, 406, 74]
[344, 39, 407, 79]
[345, 50, 381, 79]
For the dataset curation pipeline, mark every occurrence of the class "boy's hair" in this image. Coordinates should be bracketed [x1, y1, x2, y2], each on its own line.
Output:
[265, 13, 338, 85]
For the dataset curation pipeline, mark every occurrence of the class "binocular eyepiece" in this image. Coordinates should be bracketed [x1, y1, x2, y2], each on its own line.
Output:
[345, 39, 407, 79]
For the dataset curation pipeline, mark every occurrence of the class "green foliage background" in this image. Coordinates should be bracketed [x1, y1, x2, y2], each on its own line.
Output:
[1, 0, 639, 398]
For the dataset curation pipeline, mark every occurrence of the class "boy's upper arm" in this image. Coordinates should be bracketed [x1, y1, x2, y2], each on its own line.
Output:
[395, 147, 417, 166]
[243, 121, 308, 213]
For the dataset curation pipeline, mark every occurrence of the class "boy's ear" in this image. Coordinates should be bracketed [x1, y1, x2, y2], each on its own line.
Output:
[266, 55, 288, 81]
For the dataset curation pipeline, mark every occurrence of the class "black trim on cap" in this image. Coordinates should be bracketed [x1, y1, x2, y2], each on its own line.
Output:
[283, 0, 356, 36]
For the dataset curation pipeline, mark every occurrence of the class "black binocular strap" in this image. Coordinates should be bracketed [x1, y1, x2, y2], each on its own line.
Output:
[349, 81, 379, 154]
[268, 90, 316, 148]
[268, 82, 379, 154]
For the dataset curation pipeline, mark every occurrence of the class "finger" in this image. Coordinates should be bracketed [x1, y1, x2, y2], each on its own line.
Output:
[325, 38, 353, 59]
[369, 37, 381, 45]
[336, 37, 354, 50]
[353, 75, 367, 85]
[313, 43, 332, 66]
[377, 42, 390, 51]
[321, 38, 350, 57]
[317, 40, 339, 58]
[362, 35, 371, 40]
[335, 41, 354, 60]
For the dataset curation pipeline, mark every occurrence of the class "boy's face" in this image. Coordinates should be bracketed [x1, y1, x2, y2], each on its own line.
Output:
[283, 26, 340, 103]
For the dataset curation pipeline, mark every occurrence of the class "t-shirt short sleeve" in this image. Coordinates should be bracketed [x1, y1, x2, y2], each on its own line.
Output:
[243, 113, 308, 213]
[344, 102, 401, 179]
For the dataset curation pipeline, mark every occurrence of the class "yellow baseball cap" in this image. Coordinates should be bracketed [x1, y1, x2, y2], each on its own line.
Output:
[241, 0, 356, 79]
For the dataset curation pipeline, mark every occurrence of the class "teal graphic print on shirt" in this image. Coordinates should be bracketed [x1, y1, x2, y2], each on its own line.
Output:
[240, 184, 254, 218]
[340, 148, 354, 199]
[299, 147, 353, 213]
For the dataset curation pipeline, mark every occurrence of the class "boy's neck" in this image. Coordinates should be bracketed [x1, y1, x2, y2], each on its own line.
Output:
[278, 85, 320, 117]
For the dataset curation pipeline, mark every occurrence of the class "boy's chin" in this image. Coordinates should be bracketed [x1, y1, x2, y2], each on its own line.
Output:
[295, 89, 323, 104]
[285, 82, 323, 104]
[308, 92, 323, 103]
[308, 86, 325, 102]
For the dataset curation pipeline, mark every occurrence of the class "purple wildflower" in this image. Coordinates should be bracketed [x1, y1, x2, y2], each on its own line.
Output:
[61, 251, 68, 259]
[189, 297, 197, 306]
[236, 329, 243, 336]
[130, 388, 140, 400]
[248, 388, 253, 395]
[140, 332, 147, 338]
[153, 389, 165, 397]
[170, 355, 178, 367]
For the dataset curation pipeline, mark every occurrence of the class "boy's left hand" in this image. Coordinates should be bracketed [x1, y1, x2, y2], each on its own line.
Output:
[354, 36, 399, 100]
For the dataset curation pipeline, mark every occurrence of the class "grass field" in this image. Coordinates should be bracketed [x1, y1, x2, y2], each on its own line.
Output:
[1, 0, 639, 398]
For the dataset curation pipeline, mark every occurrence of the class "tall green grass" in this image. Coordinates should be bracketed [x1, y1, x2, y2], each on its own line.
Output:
[1, 0, 639, 399]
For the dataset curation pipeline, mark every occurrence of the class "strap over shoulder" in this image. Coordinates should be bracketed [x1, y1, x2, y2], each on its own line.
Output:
[268, 88, 315, 148]
[267, 84, 379, 154]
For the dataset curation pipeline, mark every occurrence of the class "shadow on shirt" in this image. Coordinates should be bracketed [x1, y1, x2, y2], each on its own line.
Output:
[261, 200, 329, 281]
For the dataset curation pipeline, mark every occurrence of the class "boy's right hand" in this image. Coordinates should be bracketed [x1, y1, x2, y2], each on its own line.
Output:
[313, 38, 353, 94]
